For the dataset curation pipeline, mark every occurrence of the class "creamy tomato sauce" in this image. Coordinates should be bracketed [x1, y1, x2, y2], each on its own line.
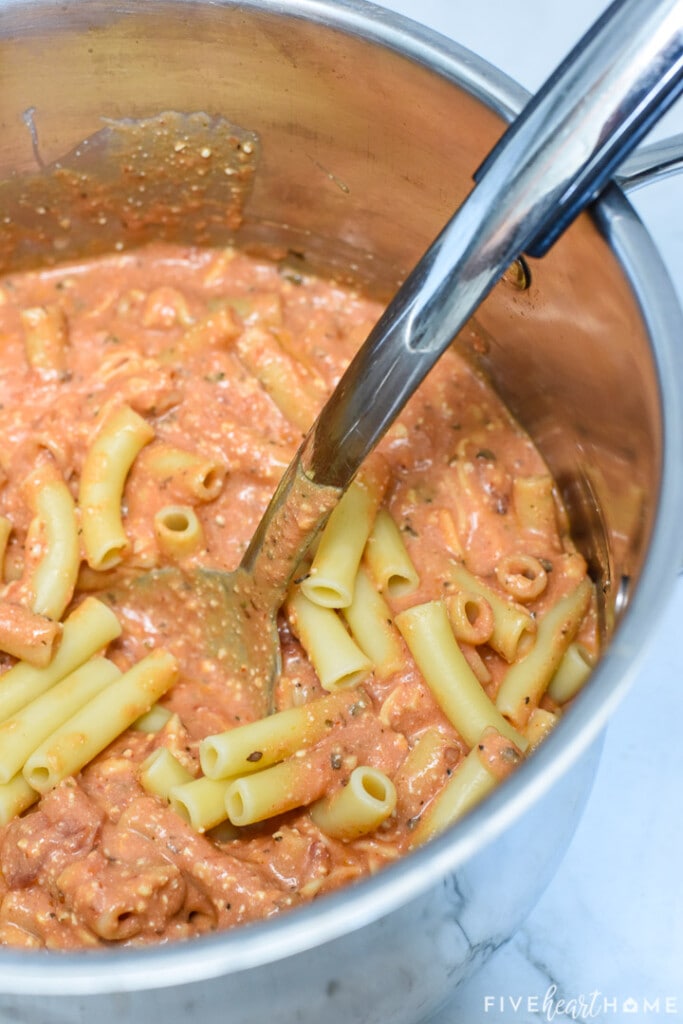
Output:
[0, 244, 597, 950]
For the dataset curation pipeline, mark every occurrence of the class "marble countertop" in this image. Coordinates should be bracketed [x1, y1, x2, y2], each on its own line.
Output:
[372, 1, 683, 1021]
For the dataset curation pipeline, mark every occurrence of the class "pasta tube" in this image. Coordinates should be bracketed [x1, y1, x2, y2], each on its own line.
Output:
[495, 578, 593, 726]
[169, 776, 233, 832]
[0, 515, 12, 577]
[224, 750, 332, 827]
[79, 403, 155, 570]
[394, 728, 450, 787]
[23, 649, 178, 793]
[310, 766, 396, 840]
[180, 304, 241, 351]
[446, 591, 494, 647]
[0, 601, 62, 668]
[154, 505, 204, 557]
[0, 597, 121, 723]
[395, 601, 527, 750]
[132, 703, 174, 733]
[139, 747, 194, 800]
[408, 743, 498, 847]
[494, 553, 548, 603]
[200, 688, 365, 780]
[341, 567, 404, 679]
[140, 443, 226, 502]
[20, 305, 68, 379]
[287, 589, 372, 691]
[512, 473, 559, 537]
[23, 461, 79, 620]
[448, 563, 536, 662]
[235, 326, 319, 433]
[0, 657, 121, 784]
[546, 641, 595, 704]
[523, 707, 559, 750]
[0, 773, 39, 827]
[301, 466, 387, 608]
[392, 727, 455, 823]
[364, 510, 420, 598]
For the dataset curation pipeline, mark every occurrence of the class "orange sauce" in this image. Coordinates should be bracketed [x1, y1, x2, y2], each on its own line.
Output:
[0, 244, 597, 949]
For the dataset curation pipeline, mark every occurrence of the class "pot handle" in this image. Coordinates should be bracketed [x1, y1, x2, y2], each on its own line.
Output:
[615, 132, 683, 578]
[616, 133, 683, 191]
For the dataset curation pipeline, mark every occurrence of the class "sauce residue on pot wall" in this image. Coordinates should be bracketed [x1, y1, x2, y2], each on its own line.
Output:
[0, 112, 259, 275]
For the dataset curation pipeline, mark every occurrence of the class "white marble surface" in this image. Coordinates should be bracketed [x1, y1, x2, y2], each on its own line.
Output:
[371, 1, 683, 1021]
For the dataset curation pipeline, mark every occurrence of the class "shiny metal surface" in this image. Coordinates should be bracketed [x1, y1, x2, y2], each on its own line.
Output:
[618, 131, 683, 190]
[0, 1, 680, 1021]
[294, 0, 683, 488]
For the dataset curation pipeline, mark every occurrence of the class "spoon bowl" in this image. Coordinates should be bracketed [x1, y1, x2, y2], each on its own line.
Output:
[109, 458, 341, 712]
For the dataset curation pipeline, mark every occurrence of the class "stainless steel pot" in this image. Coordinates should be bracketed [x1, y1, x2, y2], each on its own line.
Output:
[0, 2, 681, 1021]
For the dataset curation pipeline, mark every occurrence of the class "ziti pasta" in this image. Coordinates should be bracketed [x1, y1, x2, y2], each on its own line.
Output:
[0, 243, 598, 950]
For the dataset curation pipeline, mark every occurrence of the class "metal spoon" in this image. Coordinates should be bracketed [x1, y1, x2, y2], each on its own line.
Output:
[115, 0, 683, 712]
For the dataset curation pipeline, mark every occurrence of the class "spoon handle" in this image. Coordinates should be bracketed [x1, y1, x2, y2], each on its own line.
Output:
[298, 0, 683, 490]
[241, 0, 683, 574]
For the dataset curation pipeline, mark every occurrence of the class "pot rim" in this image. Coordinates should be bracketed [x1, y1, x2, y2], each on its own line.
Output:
[0, 0, 681, 995]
